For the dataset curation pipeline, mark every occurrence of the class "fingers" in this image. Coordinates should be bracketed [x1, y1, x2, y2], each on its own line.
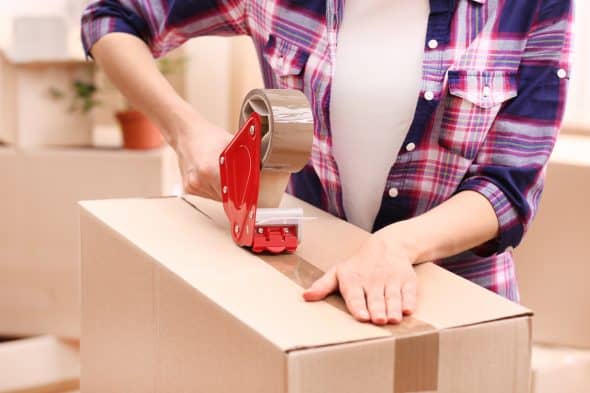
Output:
[304, 268, 371, 322]
[385, 282, 403, 324]
[365, 286, 387, 325]
[303, 267, 338, 301]
[401, 279, 417, 316]
[183, 166, 222, 201]
[340, 282, 370, 322]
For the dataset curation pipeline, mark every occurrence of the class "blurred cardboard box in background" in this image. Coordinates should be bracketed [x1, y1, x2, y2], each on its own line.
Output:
[0, 335, 79, 393]
[0, 52, 94, 147]
[515, 135, 590, 349]
[531, 345, 590, 393]
[79, 195, 532, 393]
[0, 146, 180, 338]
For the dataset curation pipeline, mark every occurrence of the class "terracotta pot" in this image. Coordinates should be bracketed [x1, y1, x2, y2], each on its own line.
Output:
[115, 110, 163, 150]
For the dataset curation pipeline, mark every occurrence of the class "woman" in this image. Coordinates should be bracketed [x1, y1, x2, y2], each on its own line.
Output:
[81, 0, 573, 326]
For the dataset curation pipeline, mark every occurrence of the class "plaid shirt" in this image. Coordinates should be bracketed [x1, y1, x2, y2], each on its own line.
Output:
[82, 0, 573, 301]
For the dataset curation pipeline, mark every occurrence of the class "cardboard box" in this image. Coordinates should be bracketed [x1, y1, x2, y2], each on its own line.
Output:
[0, 51, 94, 147]
[531, 345, 590, 393]
[515, 135, 590, 348]
[0, 51, 17, 145]
[0, 147, 180, 338]
[80, 194, 532, 393]
[0, 336, 79, 393]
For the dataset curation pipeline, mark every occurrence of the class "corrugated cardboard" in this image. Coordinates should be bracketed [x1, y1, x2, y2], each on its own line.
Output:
[0, 336, 79, 393]
[80, 194, 532, 393]
[531, 345, 590, 393]
[0, 147, 180, 338]
[515, 135, 590, 348]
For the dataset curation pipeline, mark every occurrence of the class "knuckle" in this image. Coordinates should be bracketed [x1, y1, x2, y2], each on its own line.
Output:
[404, 267, 417, 281]
[336, 265, 352, 279]
[366, 290, 384, 304]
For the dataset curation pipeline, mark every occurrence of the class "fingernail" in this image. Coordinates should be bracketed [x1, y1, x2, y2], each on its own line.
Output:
[359, 310, 370, 320]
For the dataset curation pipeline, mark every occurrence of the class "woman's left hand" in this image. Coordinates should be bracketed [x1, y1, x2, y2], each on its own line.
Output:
[303, 231, 417, 325]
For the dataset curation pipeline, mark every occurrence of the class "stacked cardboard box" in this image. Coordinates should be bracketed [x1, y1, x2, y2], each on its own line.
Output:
[531, 345, 590, 393]
[79, 194, 532, 393]
[0, 336, 79, 393]
[0, 146, 180, 338]
[515, 134, 590, 392]
[0, 50, 94, 147]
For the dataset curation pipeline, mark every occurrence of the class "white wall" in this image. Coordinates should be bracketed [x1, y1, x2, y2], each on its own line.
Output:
[0, 0, 85, 49]
[186, 36, 263, 133]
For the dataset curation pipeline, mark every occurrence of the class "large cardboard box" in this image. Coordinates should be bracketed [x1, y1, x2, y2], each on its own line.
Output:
[0, 147, 179, 338]
[515, 135, 590, 348]
[0, 336, 80, 393]
[80, 195, 532, 393]
[531, 345, 590, 393]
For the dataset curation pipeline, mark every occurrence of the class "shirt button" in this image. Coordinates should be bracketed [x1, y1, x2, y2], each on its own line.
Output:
[482, 85, 491, 98]
[428, 39, 439, 49]
[388, 187, 399, 198]
[406, 142, 416, 152]
[557, 68, 567, 79]
[424, 91, 434, 101]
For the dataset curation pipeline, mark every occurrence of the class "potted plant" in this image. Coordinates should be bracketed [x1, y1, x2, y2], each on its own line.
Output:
[50, 53, 187, 150]
[114, 55, 187, 150]
[49, 78, 100, 114]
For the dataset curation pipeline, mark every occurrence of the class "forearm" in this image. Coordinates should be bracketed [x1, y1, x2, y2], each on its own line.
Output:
[378, 191, 499, 263]
[90, 33, 202, 148]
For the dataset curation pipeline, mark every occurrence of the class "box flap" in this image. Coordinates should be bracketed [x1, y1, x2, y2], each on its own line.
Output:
[185, 194, 531, 329]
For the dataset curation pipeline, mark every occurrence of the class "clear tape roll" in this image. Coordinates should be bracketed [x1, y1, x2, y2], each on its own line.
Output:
[240, 89, 314, 208]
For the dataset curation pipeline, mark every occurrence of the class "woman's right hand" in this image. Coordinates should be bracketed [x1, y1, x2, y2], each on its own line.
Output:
[90, 33, 233, 200]
[174, 118, 234, 201]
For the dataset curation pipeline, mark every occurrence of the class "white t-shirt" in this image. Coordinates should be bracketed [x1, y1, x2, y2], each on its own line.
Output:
[330, 0, 430, 231]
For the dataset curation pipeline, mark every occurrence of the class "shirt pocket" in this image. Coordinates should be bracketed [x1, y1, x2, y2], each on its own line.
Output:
[262, 34, 310, 90]
[438, 70, 518, 160]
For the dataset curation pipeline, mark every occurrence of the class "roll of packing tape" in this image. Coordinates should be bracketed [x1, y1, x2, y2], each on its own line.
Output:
[240, 89, 314, 208]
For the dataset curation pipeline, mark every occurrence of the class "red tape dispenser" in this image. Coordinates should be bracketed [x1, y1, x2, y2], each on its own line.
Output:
[219, 89, 313, 253]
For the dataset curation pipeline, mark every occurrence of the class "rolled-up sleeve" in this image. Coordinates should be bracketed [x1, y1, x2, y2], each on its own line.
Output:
[81, 0, 249, 58]
[457, 0, 574, 255]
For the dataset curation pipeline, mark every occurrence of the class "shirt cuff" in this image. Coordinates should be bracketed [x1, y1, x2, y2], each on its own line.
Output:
[456, 176, 524, 257]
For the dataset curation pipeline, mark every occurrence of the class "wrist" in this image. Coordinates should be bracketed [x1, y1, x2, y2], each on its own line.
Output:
[374, 221, 423, 264]
[161, 101, 206, 150]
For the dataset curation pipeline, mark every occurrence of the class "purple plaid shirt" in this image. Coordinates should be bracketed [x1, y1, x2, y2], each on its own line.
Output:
[82, 0, 573, 301]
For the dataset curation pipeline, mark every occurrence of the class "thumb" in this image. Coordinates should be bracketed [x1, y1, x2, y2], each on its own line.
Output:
[303, 267, 338, 302]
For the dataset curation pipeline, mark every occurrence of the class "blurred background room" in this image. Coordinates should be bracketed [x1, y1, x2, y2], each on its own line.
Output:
[0, 1, 588, 393]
